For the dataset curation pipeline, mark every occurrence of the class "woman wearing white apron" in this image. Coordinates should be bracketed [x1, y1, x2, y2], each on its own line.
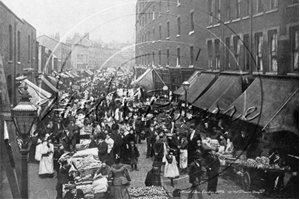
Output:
[38, 135, 54, 178]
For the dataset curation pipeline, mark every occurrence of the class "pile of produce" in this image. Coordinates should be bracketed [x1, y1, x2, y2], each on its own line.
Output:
[128, 186, 169, 199]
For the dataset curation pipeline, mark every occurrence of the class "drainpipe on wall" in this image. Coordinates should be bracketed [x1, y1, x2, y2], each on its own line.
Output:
[250, 0, 253, 73]
[13, 21, 17, 106]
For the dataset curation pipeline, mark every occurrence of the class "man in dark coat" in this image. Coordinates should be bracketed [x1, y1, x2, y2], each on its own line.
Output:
[188, 153, 204, 199]
[205, 149, 220, 194]
[153, 131, 164, 172]
[56, 160, 72, 199]
[97, 134, 108, 162]
[64, 185, 84, 199]
[145, 123, 157, 158]
[187, 127, 202, 164]
[145, 162, 162, 187]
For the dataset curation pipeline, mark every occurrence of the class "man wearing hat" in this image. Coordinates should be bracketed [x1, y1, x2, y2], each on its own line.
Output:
[188, 152, 204, 199]
[187, 124, 202, 164]
[145, 123, 157, 158]
[145, 162, 162, 187]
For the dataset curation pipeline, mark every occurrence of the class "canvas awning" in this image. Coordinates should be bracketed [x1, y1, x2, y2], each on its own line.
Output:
[180, 73, 217, 103]
[18, 79, 52, 105]
[263, 90, 299, 135]
[131, 68, 154, 91]
[41, 75, 60, 94]
[84, 69, 93, 76]
[193, 75, 243, 111]
[173, 71, 201, 95]
[226, 76, 299, 132]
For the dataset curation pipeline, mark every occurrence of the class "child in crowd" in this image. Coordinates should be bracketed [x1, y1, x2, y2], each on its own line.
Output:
[129, 141, 140, 171]
[164, 150, 180, 187]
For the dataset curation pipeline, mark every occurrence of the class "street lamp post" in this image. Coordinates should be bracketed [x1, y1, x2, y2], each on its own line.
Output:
[182, 81, 190, 119]
[11, 84, 38, 199]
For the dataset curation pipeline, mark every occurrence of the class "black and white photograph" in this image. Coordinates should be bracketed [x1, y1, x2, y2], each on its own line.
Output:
[0, 0, 299, 199]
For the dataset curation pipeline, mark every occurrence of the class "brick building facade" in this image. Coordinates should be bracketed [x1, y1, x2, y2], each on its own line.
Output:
[0, 1, 37, 105]
[135, 0, 299, 91]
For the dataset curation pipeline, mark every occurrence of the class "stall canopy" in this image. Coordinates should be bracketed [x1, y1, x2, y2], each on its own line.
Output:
[41, 75, 60, 94]
[193, 74, 243, 111]
[173, 71, 200, 96]
[225, 76, 299, 132]
[263, 89, 299, 135]
[47, 75, 63, 86]
[180, 72, 217, 103]
[19, 79, 52, 105]
[84, 69, 94, 76]
[131, 68, 154, 91]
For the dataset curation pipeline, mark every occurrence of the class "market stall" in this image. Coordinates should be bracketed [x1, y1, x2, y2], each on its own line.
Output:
[218, 154, 291, 191]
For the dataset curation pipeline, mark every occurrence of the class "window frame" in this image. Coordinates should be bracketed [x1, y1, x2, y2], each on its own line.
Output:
[207, 40, 213, 69]
[268, 30, 278, 72]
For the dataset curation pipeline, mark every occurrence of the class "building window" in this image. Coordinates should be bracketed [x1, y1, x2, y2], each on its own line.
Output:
[226, 0, 231, 21]
[270, 0, 278, 9]
[236, 0, 241, 18]
[167, 0, 170, 11]
[9, 25, 13, 61]
[159, 0, 162, 16]
[216, 0, 221, 22]
[190, 46, 194, 66]
[225, 37, 231, 69]
[190, 11, 194, 31]
[159, 50, 162, 65]
[207, 40, 213, 69]
[177, 47, 180, 66]
[208, 0, 214, 25]
[269, 30, 278, 72]
[148, 31, 150, 42]
[167, 22, 170, 38]
[153, 6, 155, 20]
[243, 34, 250, 71]
[159, 25, 162, 40]
[255, 33, 264, 71]
[290, 27, 299, 70]
[233, 36, 241, 70]
[245, 0, 250, 16]
[153, 28, 155, 41]
[167, 49, 170, 65]
[215, 39, 220, 69]
[152, 51, 155, 64]
[177, 17, 181, 36]
[17, 31, 20, 62]
[28, 35, 31, 62]
[257, 0, 263, 13]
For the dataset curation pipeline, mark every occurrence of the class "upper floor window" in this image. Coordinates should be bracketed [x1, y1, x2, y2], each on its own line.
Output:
[215, 39, 220, 69]
[270, 0, 278, 9]
[167, 21, 170, 38]
[159, 25, 162, 40]
[216, 0, 221, 22]
[233, 36, 241, 70]
[225, 0, 231, 21]
[9, 25, 13, 61]
[207, 40, 213, 69]
[208, 0, 214, 25]
[17, 31, 20, 62]
[153, 6, 155, 20]
[177, 47, 181, 66]
[236, 0, 241, 18]
[167, 0, 170, 11]
[190, 11, 194, 31]
[256, 0, 263, 13]
[243, 34, 250, 71]
[167, 49, 170, 65]
[255, 33, 264, 71]
[152, 28, 155, 41]
[159, 50, 162, 65]
[225, 37, 231, 69]
[290, 26, 299, 71]
[177, 17, 181, 36]
[190, 46, 194, 66]
[268, 30, 278, 72]
[245, 0, 251, 16]
[159, 0, 162, 16]
[28, 35, 31, 62]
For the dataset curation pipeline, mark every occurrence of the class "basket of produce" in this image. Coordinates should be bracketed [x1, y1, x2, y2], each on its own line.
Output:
[128, 186, 170, 199]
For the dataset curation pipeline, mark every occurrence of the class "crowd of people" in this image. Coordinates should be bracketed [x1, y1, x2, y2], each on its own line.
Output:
[30, 72, 298, 199]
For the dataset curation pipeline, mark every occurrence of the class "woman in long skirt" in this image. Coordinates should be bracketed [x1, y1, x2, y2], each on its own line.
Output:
[108, 157, 131, 199]
[164, 150, 179, 187]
